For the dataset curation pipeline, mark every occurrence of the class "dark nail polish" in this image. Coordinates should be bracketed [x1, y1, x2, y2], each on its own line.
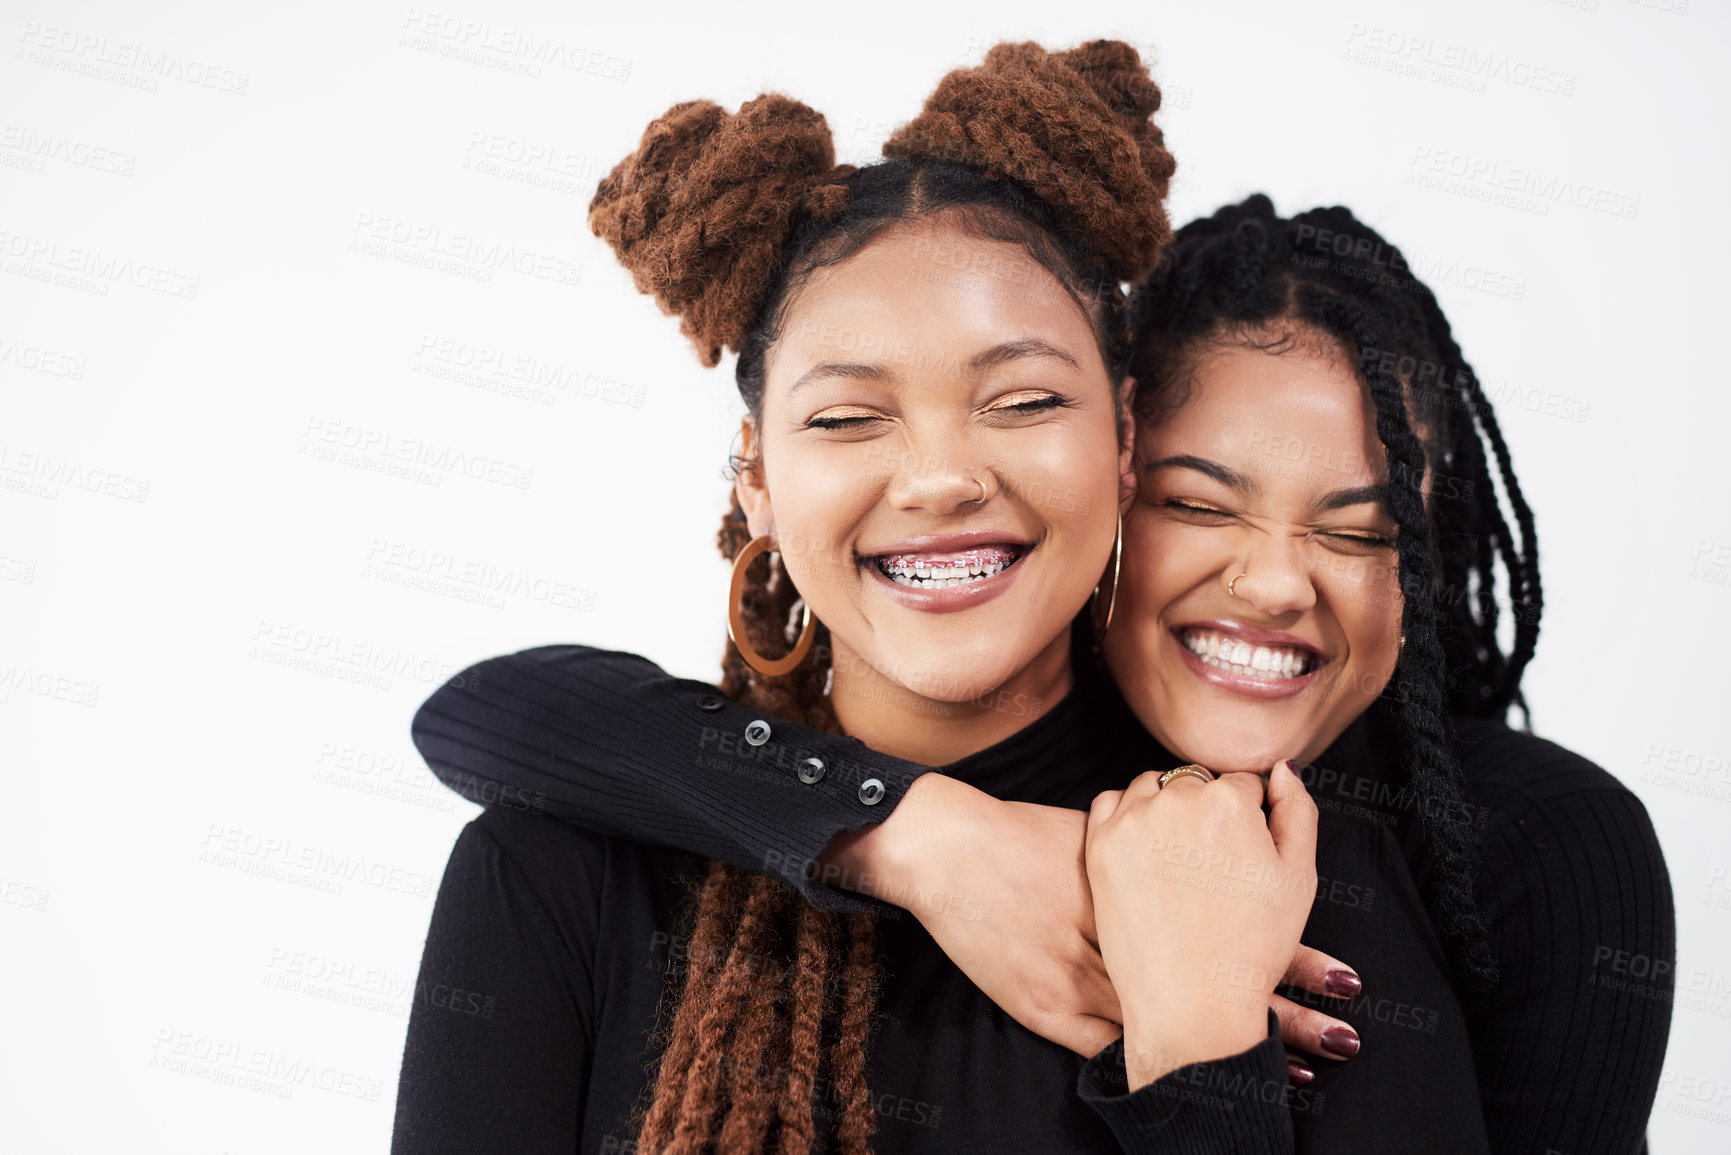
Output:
[1287, 1061, 1316, 1086]
[1324, 969, 1362, 997]
[1320, 1027, 1361, 1059]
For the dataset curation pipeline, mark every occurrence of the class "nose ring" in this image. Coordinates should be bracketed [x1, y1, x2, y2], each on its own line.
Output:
[968, 477, 988, 505]
[1227, 573, 1247, 598]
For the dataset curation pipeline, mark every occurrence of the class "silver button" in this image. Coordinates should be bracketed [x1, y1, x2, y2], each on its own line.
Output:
[798, 757, 825, 784]
[859, 777, 885, 805]
[743, 719, 771, 747]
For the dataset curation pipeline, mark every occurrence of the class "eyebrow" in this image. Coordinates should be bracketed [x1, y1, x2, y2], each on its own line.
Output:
[788, 337, 1081, 397]
[1144, 455, 1260, 495]
[1145, 455, 1391, 513]
[1314, 485, 1390, 512]
[966, 337, 1081, 375]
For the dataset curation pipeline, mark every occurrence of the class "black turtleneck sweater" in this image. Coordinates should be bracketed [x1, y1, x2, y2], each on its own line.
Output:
[396, 644, 1673, 1154]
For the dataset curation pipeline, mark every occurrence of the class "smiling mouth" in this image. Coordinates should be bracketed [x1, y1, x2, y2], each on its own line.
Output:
[872, 546, 1025, 589]
[1179, 627, 1319, 681]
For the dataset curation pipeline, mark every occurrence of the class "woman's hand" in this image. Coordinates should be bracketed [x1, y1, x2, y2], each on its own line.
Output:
[819, 769, 1357, 1064]
[1084, 760, 1321, 1090]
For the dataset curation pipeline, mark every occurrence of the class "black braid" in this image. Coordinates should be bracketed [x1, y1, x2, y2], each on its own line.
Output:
[1308, 288, 1500, 993]
[1129, 194, 1544, 998]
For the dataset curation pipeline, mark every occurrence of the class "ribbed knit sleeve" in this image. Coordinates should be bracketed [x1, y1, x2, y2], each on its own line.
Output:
[410, 645, 928, 913]
[1076, 1012, 1297, 1153]
[1452, 719, 1675, 1154]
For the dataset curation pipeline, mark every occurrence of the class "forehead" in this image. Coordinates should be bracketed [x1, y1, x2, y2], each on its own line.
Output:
[1139, 343, 1383, 479]
[766, 218, 1095, 381]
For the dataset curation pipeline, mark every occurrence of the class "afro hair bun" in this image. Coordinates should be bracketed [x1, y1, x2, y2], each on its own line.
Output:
[883, 39, 1176, 285]
[588, 38, 1177, 366]
[587, 94, 854, 368]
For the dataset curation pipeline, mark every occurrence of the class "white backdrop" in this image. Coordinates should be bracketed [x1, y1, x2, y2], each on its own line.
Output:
[3, 0, 1727, 1149]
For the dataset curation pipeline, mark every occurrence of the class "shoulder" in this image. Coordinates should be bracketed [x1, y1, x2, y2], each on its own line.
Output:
[1448, 716, 1648, 826]
[464, 801, 611, 875]
[457, 805, 706, 918]
[1445, 717, 1670, 896]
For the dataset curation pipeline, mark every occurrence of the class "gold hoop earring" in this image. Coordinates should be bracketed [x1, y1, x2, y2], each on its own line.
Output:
[1092, 512, 1123, 644]
[727, 535, 818, 678]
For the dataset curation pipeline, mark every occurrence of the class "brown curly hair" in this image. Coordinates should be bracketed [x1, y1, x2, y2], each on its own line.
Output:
[591, 39, 1178, 1153]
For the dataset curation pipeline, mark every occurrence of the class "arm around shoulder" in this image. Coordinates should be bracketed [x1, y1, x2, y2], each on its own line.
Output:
[410, 644, 931, 912]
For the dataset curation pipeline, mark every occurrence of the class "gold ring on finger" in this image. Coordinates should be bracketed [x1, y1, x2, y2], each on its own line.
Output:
[1158, 763, 1216, 789]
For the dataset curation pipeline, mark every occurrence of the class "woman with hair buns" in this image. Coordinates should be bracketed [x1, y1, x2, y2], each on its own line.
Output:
[394, 41, 1367, 1154]
[409, 194, 1676, 1155]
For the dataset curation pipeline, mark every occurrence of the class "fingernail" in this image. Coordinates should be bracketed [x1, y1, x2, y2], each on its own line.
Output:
[1320, 1027, 1361, 1059]
[1324, 969, 1362, 997]
[1287, 1061, 1315, 1086]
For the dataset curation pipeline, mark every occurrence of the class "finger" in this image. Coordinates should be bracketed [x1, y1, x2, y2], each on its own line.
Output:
[1271, 993, 1362, 1062]
[1284, 945, 1363, 1000]
[1122, 769, 1168, 800]
[1087, 789, 1123, 828]
[1211, 769, 1267, 808]
[1265, 759, 1319, 863]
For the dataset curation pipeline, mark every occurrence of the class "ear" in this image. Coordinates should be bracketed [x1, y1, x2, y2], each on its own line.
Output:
[733, 417, 776, 539]
[1115, 374, 1138, 513]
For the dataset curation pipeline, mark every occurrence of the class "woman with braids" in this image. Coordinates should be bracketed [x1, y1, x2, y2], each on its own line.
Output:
[394, 41, 1370, 1154]
[402, 45, 1673, 1155]
[413, 188, 1677, 1150]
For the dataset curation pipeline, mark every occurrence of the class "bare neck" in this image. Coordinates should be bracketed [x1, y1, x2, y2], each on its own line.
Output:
[827, 634, 1075, 766]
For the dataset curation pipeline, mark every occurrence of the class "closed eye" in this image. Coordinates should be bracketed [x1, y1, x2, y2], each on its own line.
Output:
[805, 406, 886, 430]
[1318, 530, 1395, 551]
[1160, 498, 1234, 522]
[807, 414, 882, 430]
[986, 393, 1067, 416]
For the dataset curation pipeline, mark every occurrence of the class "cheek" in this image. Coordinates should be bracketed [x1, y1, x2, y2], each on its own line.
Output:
[1003, 426, 1120, 526]
[765, 447, 879, 585]
[1118, 515, 1214, 617]
[1319, 558, 1403, 678]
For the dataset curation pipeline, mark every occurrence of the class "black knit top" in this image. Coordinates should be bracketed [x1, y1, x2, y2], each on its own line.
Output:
[394, 644, 1673, 1153]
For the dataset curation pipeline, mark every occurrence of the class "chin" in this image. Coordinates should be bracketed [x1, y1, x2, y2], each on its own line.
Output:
[869, 642, 1024, 705]
[1167, 735, 1291, 775]
[1152, 705, 1315, 774]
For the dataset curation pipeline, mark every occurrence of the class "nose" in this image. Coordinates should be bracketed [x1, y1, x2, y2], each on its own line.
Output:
[1226, 529, 1317, 617]
[883, 444, 992, 515]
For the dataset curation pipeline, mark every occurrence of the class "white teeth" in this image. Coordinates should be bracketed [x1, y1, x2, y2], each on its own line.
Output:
[1180, 629, 1315, 680]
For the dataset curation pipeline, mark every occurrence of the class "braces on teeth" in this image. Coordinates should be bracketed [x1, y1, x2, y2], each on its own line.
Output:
[877, 549, 1017, 588]
[1182, 629, 1314, 679]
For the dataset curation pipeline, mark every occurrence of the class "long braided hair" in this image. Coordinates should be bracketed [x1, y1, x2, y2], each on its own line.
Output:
[1129, 194, 1544, 998]
[588, 41, 1176, 1152]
